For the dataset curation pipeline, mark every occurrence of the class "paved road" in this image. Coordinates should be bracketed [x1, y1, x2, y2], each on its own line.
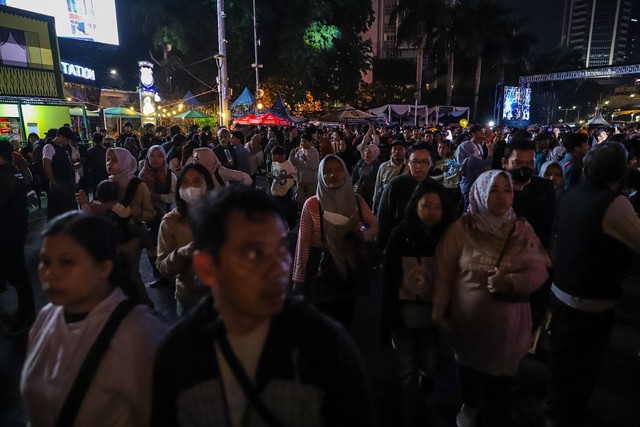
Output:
[1, 204, 639, 426]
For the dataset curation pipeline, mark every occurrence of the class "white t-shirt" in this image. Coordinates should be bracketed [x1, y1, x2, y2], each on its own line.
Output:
[42, 143, 57, 161]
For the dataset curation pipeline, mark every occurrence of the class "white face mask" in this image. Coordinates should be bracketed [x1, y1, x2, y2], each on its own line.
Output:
[179, 186, 206, 205]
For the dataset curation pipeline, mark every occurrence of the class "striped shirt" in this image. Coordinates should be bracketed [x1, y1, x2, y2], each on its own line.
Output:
[292, 196, 379, 282]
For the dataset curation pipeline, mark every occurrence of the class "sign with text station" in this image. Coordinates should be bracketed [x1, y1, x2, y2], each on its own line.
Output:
[61, 61, 95, 81]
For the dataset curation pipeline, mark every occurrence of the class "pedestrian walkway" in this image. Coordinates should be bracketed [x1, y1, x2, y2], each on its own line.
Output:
[1, 206, 639, 426]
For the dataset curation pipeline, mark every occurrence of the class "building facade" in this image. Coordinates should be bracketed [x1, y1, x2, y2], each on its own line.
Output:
[561, 0, 634, 67]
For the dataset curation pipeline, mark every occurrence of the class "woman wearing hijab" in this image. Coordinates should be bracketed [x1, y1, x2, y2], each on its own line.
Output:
[292, 155, 379, 329]
[432, 170, 550, 427]
[79, 147, 155, 305]
[138, 145, 177, 288]
[547, 145, 566, 163]
[190, 147, 252, 190]
[455, 139, 493, 213]
[351, 144, 381, 209]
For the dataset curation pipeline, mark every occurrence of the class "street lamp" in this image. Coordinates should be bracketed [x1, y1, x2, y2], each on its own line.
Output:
[558, 105, 576, 123]
[214, 54, 226, 127]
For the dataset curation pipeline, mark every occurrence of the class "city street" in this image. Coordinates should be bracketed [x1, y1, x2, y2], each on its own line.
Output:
[1, 201, 639, 426]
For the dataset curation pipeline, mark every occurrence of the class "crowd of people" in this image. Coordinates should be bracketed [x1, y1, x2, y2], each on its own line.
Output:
[1, 118, 640, 426]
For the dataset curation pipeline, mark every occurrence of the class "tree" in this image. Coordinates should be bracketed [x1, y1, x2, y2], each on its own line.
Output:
[458, 0, 511, 122]
[390, 0, 450, 104]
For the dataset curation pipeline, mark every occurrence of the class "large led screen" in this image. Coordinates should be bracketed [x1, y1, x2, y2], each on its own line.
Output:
[1, 0, 119, 45]
[502, 86, 531, 121]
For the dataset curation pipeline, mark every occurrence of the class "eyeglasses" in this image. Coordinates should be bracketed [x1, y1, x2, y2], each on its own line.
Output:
[409, 159, 431, 166]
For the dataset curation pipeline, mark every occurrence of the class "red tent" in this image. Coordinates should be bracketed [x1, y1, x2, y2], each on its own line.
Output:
[232, 114, 261, 125]
[257, 112, 289, 126]
[233, 112, 289, 126]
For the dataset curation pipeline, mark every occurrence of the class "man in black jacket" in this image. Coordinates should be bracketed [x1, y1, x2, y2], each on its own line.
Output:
[0, 140, 35, 334]
[377, 142, 436, 250]
[152, 186, 375, 427]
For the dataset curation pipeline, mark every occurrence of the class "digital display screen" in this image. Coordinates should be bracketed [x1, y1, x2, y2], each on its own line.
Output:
[502, 86, 531, 121]
[2, 0, 119, 45]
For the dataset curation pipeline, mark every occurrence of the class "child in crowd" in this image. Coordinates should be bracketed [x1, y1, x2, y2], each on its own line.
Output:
[270, 146, 297, 229]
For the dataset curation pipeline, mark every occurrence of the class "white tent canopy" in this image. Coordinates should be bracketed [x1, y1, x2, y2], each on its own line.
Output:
[427, 106, 470, 124]
[587, 112, 610, 126]
[368, 104, 429, 125]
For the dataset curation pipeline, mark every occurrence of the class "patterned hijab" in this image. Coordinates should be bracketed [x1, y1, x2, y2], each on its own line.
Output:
[316, 155, 358, 281]
[547, 145, 566, 163]
[466, 169, 516, 240]
[139, 145, 169, 192]
[107, 147, 138, 189]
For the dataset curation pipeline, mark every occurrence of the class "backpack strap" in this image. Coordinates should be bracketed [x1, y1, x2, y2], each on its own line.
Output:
[55, 299, 136, 427]
[121, 177, 142, 207]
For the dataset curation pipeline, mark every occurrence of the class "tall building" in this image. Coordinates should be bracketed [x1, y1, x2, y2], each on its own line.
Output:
[561, 0, 634, 68]
[365, 0, 420, 62]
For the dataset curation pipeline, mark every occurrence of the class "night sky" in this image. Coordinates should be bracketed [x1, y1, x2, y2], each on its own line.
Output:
[499, 0, 564, 53]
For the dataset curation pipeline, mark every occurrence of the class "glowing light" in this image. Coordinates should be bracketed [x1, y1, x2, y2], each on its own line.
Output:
[110, 69, 117, 75]
[257, 102, 264, 110]
[66, 97, 72, 101]
[488, 121, 495, 127]
[304, 21, 341, 50]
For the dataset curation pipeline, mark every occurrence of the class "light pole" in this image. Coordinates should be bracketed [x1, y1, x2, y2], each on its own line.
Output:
[216, 0, 229, 127]
[251, 0, 263, 104]
[558, 105, 576, 123]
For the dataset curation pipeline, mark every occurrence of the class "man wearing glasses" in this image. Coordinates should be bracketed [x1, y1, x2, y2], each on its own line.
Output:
[377, 142, 439, 250]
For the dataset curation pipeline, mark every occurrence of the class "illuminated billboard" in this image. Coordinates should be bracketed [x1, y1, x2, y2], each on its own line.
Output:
[502, 86, 531, 122]
[2, 0, 119, 45]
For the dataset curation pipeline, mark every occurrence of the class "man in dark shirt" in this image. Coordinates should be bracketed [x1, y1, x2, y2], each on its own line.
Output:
[213, 127, 238, 169]
[86, 133, 109, 196]
[0, 140, 35, 334]
[502, 139, 556, 250]
[377, 142, 437, 250]
[152, 186, 375, 426]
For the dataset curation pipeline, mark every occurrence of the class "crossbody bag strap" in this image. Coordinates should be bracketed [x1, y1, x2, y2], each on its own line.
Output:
[216, 330, 286, 427]
[493, 220, 530, 303]
[318, 199, 326, 247]
[56, 299, 136, 427]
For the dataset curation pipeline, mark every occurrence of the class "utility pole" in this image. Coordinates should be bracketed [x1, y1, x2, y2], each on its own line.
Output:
[251, 0, 263, 106]
[216, 0, 229, 127]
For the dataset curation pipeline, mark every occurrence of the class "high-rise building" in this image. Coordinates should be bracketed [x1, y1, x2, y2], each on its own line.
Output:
[365, 0, 420, 62]
[561, 0, 634, 68]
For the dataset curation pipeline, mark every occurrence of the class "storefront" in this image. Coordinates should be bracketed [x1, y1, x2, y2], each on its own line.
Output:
[0, 5, 76, 140]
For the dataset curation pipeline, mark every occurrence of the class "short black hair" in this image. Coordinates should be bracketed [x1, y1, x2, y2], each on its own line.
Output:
[92, 132, 104, 144]
[190, 186, 284, 262]
[271, 146, 285, 156]
[564, 132, 588, 153]
[230, 130, 244, 141]
[95, 180, 119, 202]
[56, 126, 76, 141]
[169, 125, 181, 136]
[408, 142, 432, 158]
[503, 138, 535, 161]
[301, 133, 313, 142]
[583, 142, 627, 185]
[0, 140, 13, 162]
[469, 124, 483, 133]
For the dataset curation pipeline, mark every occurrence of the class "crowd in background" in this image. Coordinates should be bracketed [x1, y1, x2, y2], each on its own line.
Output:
[1, 117, 640, 427]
